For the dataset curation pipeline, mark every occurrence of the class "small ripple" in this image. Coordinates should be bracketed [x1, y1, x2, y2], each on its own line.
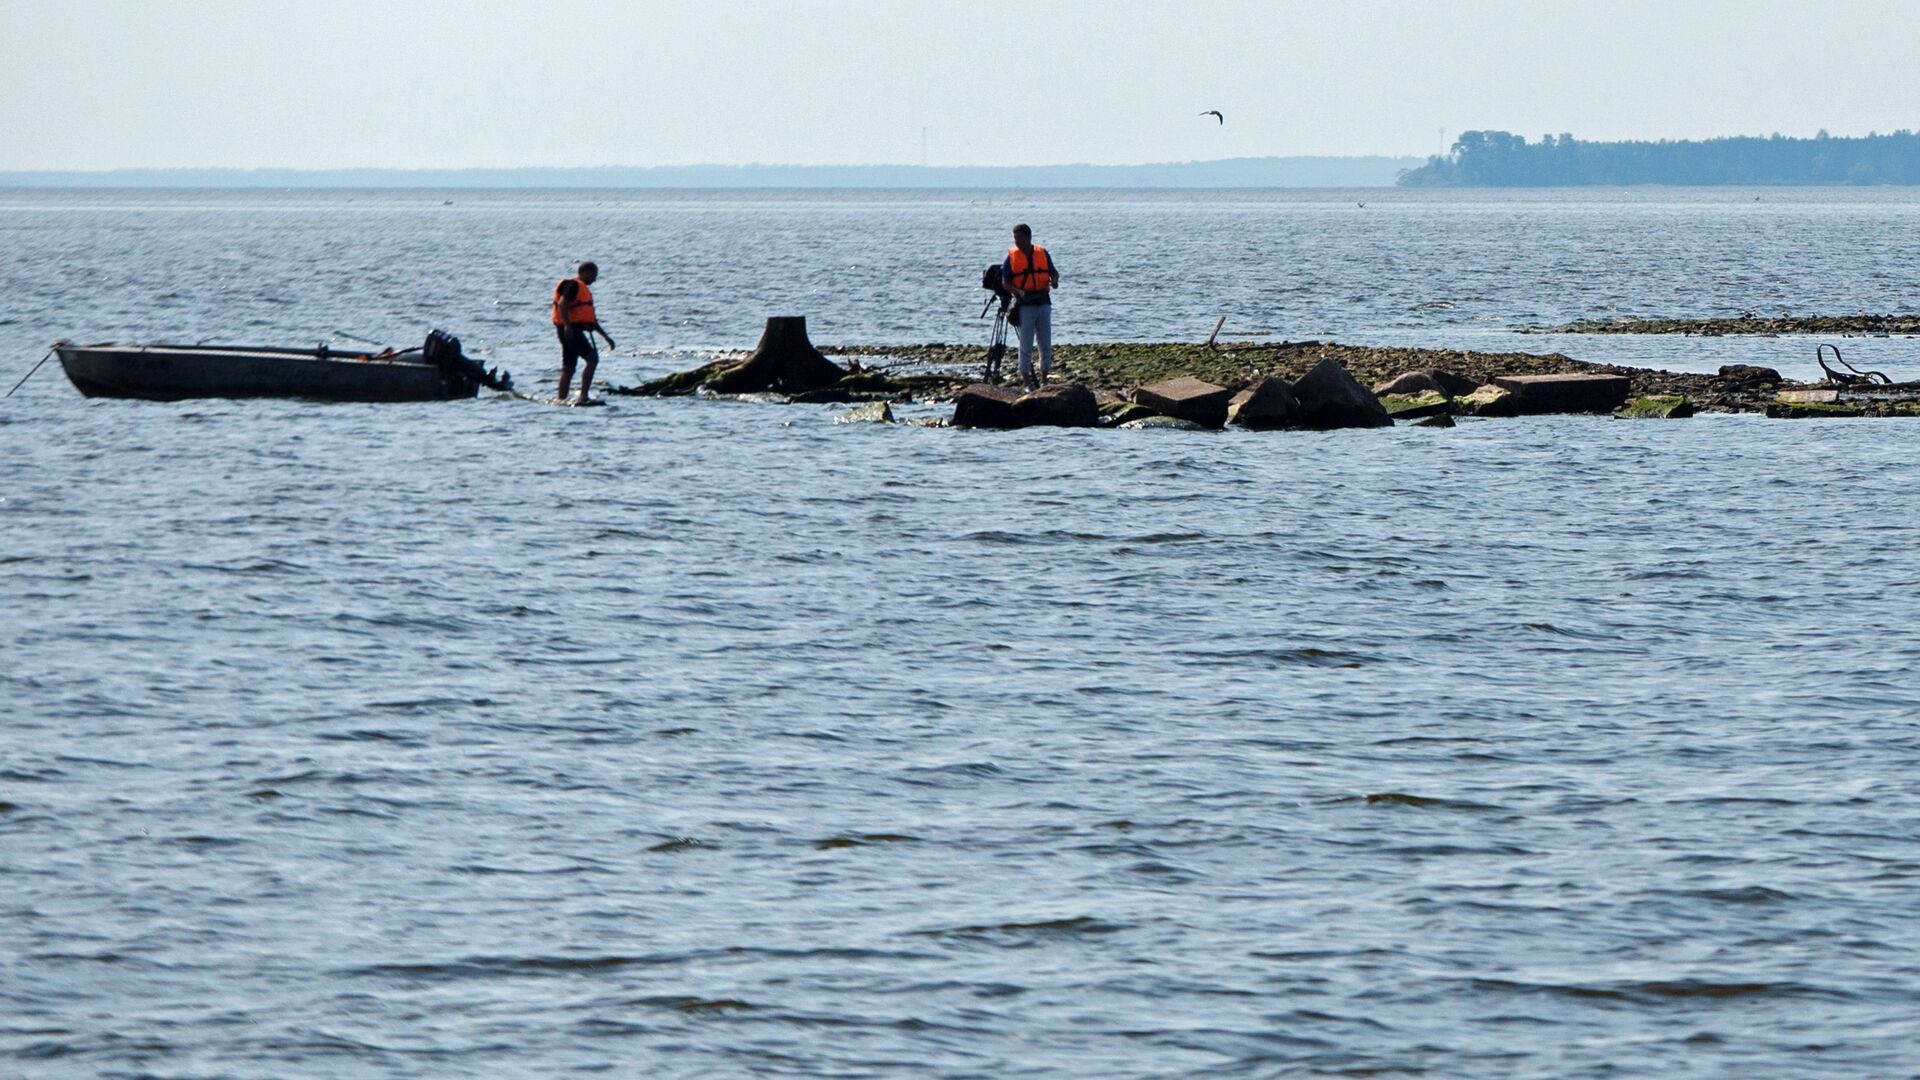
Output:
[1467, 977, 1851, 1003]
[915, 916, 1124, 939]
[344, 954, 687, 981]
[1191, 646, 1378, 668]
[896, 761, 1006, 786]
[316, 729, 425, 746]
[636, 996, 756, 1014]
[1519, 621, 1610, 639]
[813, 833, 920, 849]
[451, 862, 609, 876]
[1670, 885, 1796, 904]
[1333, 792, 1502, 811]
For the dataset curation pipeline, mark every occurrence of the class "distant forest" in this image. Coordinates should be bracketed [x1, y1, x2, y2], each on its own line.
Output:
[1398, 130, 1920, 186]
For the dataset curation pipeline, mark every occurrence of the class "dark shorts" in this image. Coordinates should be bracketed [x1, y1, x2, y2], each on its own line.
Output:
[557, 325, 598, 365]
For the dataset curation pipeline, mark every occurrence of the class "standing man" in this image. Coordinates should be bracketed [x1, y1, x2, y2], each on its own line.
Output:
[552, 261, 615, 403]
[1002, 224, 1060, 390]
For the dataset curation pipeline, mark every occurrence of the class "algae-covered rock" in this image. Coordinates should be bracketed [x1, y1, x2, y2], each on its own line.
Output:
[1378, 390, 1451, 419]
[1776, 388, 1840, 404]
[1492, 373, 1631, 414]
[1455, 384, 1518, 418]
[835, 401, 894, 424]
[1227, 376, 1301, 430]
[1136, 376, 1232, 428]
[1412, 413, 1456, 428]
[1614, 395, 1696, 419]
[1011, 383, 1098, 428]
[951, 383, 1021, 428]
[1374, 369, 1479, 398]
[1766, 401, 1867, 419]
[1119, 415, 1209, 431]
[1292, 357, 1393, 429]
[1099, 400, 1159, 426]
[1716, 364, 1782, 386]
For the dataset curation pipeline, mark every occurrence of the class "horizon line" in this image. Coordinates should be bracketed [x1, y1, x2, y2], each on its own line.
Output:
[0, 157, 1429, 190]
[0, 154, 1426, 174]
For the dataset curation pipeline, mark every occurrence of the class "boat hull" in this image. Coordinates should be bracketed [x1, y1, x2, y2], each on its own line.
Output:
[54, 345, 480, 402]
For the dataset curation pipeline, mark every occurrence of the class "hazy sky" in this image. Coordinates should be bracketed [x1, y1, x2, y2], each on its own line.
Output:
[6, 0, 1920, 170]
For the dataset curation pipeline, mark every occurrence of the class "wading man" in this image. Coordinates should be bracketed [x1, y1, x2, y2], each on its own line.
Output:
[1002, 224, 1060, 390]
[552, 261, 615, 403]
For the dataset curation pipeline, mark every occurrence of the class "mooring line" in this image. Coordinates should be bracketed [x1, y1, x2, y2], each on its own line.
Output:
[4, 347, 56, 399]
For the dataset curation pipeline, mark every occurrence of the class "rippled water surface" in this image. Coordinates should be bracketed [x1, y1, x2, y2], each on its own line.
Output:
[3, 190, 1920, 1077]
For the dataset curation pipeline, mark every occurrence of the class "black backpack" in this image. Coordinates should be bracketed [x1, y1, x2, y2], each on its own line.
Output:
[981, 263, 1008, 299]
[980, 263, 1011, 319]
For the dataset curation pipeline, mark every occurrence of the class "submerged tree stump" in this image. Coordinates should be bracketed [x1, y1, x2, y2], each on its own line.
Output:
[704, 316, 847, 394]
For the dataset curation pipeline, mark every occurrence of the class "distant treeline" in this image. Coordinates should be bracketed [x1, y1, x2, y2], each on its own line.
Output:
[0, 157, 1422, 190]
[1399, 130, 1920, 186]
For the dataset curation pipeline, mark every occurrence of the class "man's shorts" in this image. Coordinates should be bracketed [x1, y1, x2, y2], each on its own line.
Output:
[556, 325, 598, 365]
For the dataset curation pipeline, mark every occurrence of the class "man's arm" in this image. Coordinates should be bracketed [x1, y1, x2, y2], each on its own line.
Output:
[560, 280, 614, 348]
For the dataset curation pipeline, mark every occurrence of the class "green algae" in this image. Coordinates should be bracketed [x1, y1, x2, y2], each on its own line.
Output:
[833, 401, 894, 424]
[1765, 401, 1866, 419]
[1454, 384, 1518, 418]
[1378, 390, 1451, 419]
[1614, 395, 1697, 419]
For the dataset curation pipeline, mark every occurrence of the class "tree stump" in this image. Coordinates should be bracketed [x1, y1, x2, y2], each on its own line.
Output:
[704, 316, 847, 394]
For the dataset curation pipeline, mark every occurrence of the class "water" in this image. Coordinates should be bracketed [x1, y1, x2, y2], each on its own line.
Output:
[3, 189, 1919, 1077]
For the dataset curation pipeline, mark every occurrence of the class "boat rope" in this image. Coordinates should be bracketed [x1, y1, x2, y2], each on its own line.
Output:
[4, 347, 56, 399]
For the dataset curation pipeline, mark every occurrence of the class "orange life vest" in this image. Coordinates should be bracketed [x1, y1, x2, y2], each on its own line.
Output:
[1007, 244, 1053, 293]
[551, 277, 597, 326]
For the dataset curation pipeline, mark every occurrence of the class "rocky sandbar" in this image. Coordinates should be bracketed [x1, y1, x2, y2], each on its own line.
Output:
[1522, 314, 1920, 336]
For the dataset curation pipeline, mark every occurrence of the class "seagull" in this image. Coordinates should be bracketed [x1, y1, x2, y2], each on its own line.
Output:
[1199, 110, 1224, 125]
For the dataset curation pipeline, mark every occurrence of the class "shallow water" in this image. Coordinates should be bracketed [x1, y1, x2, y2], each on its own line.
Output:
[3, 190, 1920, 1077]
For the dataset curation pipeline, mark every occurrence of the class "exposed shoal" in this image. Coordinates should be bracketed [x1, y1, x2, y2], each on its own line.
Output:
[1522, 314, 1920, 336]
[824, 340, 1800, 414]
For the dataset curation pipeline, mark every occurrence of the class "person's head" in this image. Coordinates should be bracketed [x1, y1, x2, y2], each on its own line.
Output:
[1012, 224, 1032, 249]
[577, 261, 599, 284]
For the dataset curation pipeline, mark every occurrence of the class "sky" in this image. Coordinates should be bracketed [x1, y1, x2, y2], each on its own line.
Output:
[5, 0, 1920, 170]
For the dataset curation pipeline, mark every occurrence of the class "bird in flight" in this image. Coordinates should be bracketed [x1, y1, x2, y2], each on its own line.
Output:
[1199, 110, 1224, 125]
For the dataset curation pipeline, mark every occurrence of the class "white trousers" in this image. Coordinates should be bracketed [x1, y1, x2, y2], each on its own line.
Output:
[1015, 303, 1053, 384]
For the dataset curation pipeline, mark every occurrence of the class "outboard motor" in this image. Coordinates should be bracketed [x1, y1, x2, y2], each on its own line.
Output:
[424, 329, 512, 391]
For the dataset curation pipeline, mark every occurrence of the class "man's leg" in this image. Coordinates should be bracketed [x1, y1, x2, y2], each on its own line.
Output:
[557, 327, 576, 399]
[1034, 305, 1053, 384]
[576, 337, 600, 403]
[1014, 309, 1038, 389]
